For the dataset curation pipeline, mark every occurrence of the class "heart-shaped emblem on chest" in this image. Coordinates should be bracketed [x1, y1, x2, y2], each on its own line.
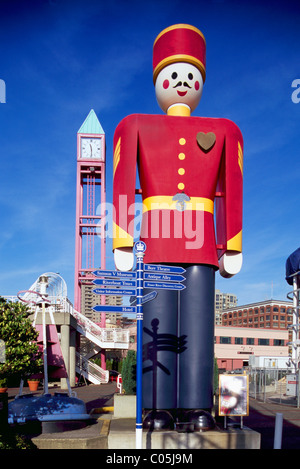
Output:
[196, 132, 216, 152]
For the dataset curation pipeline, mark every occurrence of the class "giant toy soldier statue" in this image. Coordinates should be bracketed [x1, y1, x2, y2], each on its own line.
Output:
[113, 24, 243, 430]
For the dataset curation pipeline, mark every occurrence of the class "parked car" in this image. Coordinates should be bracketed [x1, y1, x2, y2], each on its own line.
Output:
[109, 370, 120, 382]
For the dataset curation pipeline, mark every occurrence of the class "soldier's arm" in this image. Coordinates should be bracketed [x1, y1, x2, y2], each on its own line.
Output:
[215, 119, 243, 278]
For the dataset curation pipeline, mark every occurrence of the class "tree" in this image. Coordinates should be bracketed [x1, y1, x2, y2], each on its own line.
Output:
[214, 356, 219, 394]
[0, 297, 43, 385]
[122, 350, 136, 395]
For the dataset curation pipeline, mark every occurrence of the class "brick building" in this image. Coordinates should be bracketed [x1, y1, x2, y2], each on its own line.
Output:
[215, 325, 289, 371]
[221, 299, 293, 330]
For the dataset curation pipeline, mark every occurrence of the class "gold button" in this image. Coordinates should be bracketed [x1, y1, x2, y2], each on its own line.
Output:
[178, 153, 185, 160]
[179, 138, 186, 145]
[178, 168, 185, 175]
[178, 182, 185, 190]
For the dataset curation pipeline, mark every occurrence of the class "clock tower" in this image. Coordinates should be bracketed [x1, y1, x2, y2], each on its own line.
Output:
[74, 110, 106, 323]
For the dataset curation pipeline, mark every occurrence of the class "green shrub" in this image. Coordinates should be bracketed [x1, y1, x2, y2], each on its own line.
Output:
[0, 429, 37, 449]
[0, 297, 43, 384]
[122, 350, 136, 395]
[214, 356, 219, 394]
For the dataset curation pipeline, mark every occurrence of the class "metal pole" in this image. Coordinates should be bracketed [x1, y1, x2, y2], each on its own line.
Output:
[39, 276, 49, 394]
[292, 275, 300, 408]
[293, 276, 298, 375]
[134, 242, 146, 450]
[273, 412, 283, 449]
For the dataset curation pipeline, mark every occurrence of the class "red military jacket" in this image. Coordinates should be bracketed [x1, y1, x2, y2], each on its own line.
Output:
[112, 113, 243, 268]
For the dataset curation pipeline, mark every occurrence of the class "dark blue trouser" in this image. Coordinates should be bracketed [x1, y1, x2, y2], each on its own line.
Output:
[142, 265, 215, 411]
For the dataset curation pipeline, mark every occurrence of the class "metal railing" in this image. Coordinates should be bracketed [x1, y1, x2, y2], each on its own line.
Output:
[76, 351, 109, 384]
[248, 367, 299, 406]
[3, 295, 130, 350]
[70, 305, 130, 349]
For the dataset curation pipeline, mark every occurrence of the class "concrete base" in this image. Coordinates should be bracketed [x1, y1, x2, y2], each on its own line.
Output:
[108, 418, 261, 450]
[31, 418, 109, 449]
[114, 394, 136, 418]
[110, 395, 260, 449]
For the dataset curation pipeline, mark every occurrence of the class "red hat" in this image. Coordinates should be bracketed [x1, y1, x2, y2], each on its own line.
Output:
[153, 24, 206, 84]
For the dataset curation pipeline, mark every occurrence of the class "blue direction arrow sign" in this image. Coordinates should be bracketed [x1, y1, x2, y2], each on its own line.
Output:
[92, 305, 137, 314]
[130, 290, 158, 306]
[144, 264, 186, 274]
[144, 281, 186, 291]
[144, 272, 185, 282]
[93, 269, 137, 279]
[93, 278, 136, 287]
[93, 288, 136, 296]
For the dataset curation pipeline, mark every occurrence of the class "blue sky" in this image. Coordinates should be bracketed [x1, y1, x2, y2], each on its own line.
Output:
[0, 0, 300, 306]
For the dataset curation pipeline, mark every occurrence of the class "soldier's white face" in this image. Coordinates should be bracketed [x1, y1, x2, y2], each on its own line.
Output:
[155, 62, 203, 113]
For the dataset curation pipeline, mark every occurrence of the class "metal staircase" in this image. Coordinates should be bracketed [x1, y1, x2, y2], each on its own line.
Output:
[12, 272, 130, 386]
[76, 351, 109, 384]
[69, 303, 130, 350]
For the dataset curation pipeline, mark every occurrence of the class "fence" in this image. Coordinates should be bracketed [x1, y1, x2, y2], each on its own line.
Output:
[248, 367, 300, 406]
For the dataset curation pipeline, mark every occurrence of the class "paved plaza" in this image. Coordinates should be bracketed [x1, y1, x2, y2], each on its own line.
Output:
[5, 383, 300, 449]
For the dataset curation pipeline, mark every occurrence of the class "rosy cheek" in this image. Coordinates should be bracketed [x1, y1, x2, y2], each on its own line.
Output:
[194, 81, 200, 91]
[163, 79, 170, 89]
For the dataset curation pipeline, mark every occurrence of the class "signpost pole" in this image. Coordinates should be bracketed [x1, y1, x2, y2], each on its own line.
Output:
[134, 242, 146, 450]
[92, 255, 185, 448]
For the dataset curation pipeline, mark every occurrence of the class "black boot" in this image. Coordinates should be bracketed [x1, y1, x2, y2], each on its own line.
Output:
[185, 409, 215, 432]
[143, 409, 175, 430]
[176, 409, 215, 432]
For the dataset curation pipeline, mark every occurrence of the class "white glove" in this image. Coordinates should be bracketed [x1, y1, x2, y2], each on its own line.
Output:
[219, 252, 243, 278]
[114, 247, 134, 271]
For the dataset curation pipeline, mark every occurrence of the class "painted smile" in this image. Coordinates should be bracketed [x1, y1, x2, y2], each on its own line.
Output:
[177, 90, 187, 97]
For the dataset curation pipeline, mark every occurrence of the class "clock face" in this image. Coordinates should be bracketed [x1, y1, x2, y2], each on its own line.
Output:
[81, 138, 103, 159]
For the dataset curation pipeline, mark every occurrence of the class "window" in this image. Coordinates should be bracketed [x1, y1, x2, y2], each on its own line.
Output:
[273, 339, 284, 346]
[258, 338, 269, 346]
[246, 338, 254, 345]
[235, 337, 243, 344]
[220, 337, 231, 344]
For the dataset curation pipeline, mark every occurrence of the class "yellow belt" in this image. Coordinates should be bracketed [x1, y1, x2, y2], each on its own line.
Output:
[142, 195, 214, 214]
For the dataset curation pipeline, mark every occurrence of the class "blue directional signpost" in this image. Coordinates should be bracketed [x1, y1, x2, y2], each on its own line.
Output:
[92, 305, 137, 314]
[93, 278, 136, 287]
[133, 241, 146, 449]
[92, 241, 186, 449]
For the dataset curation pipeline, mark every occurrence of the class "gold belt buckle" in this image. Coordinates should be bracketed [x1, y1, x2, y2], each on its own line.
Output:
[172, 192, 190, 211]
